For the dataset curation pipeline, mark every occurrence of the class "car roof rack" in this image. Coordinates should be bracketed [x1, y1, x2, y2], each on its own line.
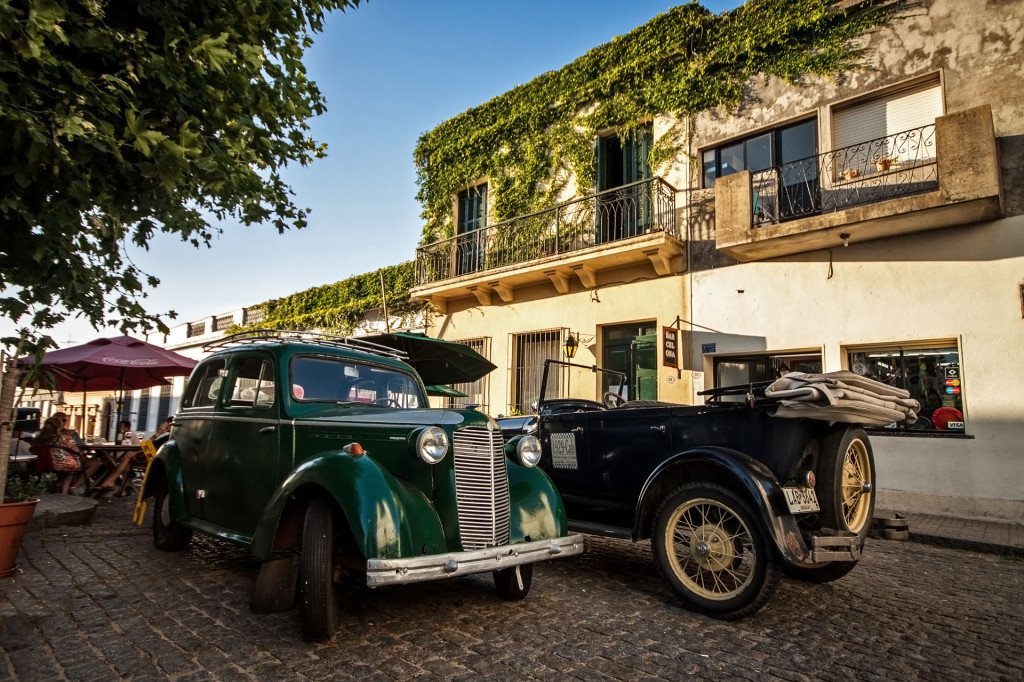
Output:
[203, 329, 408, 360]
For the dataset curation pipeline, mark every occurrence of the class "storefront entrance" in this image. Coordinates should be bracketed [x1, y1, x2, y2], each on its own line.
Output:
[601, 323, 658, 401]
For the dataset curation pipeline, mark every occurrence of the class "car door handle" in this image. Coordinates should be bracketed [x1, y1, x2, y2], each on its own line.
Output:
[650, 425, 667, 433]
[258, 426, 277, 434]
[571, 427, 584, 434]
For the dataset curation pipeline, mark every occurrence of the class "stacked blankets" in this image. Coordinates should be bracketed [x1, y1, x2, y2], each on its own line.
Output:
[765, 371, 921, 426]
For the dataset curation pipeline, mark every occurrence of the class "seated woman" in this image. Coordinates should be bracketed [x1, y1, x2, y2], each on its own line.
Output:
[32, 416, 84, 495]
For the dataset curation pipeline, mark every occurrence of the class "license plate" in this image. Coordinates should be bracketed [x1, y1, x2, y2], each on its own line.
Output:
[549, 433, 578, 470]
[783, 486, 820, 514]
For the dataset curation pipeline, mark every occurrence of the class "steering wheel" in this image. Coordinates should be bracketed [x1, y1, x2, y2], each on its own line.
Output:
[371, 398, 401, 408]
[603, 391, 626, 409]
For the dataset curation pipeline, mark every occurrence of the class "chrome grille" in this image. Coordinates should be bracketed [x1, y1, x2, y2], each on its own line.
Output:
[453, 426, 511, 550]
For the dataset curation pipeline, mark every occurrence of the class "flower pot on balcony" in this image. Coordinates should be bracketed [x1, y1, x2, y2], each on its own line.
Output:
[0, 499, 39, 578]
[875, 158, 893, 172]
[842, 167, 861, 181]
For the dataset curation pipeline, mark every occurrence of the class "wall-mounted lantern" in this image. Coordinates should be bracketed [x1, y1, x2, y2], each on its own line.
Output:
[564, 333, 579, 359]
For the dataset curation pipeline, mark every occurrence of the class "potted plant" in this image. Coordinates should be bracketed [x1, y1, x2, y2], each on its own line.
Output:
[842, 167, 861, 181]
[875, 155, 897, 172]
[0, 473, 53, 578]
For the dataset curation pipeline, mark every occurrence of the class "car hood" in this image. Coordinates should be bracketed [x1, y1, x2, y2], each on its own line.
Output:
[295, 406, 485, 427]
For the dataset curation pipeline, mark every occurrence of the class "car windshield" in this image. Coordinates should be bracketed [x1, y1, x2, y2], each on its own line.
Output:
[290, 356, 423, 407]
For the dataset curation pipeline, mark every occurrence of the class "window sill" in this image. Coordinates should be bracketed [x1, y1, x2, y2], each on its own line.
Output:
[865, 428, 974, 440]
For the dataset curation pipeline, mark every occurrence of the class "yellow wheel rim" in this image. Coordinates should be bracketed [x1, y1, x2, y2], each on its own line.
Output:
[664, 498, 755, 601]
[841, 439, 873, 534]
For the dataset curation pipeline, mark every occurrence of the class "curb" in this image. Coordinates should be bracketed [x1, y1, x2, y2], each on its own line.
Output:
[27, 494, 99, 529]
[906, 531, 1023, 558]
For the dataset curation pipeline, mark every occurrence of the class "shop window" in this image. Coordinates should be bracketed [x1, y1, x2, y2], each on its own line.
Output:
[713, 352, 823, 403]
[848, 344, 964, 432]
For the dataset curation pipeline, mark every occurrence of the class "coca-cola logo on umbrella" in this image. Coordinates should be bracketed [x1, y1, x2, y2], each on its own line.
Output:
[100, 357, 161, 366]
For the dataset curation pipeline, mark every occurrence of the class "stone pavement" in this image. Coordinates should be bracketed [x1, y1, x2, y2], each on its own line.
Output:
[32, 493, 1023, 556]
[1, 495, 1021, 680]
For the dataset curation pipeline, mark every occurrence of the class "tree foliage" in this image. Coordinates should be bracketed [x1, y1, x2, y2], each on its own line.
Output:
[414, 0, 896, 244]
[0, 0, 360, 353]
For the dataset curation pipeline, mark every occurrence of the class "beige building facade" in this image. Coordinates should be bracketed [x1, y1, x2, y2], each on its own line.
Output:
[412, 0, 1024, 522]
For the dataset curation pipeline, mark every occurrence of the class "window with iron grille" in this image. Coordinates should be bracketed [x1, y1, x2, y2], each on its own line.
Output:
[187, 320, 206, 338]
[444, 337, 491, 414]
[509, 329, 566, 415]
[213, 314, 234, 332]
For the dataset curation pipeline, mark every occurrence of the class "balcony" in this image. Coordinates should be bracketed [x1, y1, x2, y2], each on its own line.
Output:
[413, 178, 683, 311]
[715, 105, 1003, 261]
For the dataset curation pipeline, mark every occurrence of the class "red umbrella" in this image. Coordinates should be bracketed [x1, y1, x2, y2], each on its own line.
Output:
[21, 335, 197, 435]
[22, 335, 196, 392]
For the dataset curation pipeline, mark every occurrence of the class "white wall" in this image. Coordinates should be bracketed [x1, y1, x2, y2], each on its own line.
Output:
[690, 215, 1024, 516]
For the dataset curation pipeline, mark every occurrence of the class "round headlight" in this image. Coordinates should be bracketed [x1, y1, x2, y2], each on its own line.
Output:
[417, 427, 449, 464]
[516, 435, 542, 468]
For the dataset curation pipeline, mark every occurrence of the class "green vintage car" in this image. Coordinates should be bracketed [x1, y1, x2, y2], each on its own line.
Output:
[143, 331, 583, 641]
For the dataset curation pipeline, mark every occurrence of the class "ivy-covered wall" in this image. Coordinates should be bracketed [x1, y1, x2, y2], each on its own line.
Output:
[414, 0, 895, 244]
[231, 261, 428, 334]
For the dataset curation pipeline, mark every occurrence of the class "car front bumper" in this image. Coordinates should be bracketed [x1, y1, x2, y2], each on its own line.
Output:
[365, 533, 585, 587]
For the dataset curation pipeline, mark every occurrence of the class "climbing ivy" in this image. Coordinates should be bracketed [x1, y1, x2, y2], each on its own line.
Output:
[415, 0, 896, 243]
[230, 261, 427, 334]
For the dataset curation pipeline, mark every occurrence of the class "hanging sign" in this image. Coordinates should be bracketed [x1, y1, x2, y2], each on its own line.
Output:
[662, 326, 679, 369]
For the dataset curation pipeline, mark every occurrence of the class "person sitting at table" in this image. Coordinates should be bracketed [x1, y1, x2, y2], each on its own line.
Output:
[116, 419, 133, 445]
[96, 417, 158, 495]
[53, 412, 102, 490]
[32, 416, 84, 495]
[152, 416, 173, 447]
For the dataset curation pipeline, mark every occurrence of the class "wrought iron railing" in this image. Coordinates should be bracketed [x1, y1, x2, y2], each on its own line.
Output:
[415, 177, 679, 286]
[751, 123, 938, 225]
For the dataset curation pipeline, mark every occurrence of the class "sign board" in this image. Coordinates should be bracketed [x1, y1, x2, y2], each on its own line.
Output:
[701, 342, 716, 354]
[662, 326, 679, 369]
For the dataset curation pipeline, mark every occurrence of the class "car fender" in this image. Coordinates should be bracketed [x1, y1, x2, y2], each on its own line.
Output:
[250, 450, 448, 562]
[506, 460, 571, 542]
[142, 440, 191, 525]
[634, 446, 810, 562]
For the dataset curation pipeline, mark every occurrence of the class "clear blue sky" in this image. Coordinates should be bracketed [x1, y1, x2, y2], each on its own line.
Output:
[13, 0, 742, 347]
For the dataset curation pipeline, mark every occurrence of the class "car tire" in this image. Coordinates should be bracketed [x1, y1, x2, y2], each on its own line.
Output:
[652, 483, 780, 619]
[784, 428, 875, 584]
[152, 480, 192, 552]
[818, 427, 875, 540]
[300, 499, 341, 642]
[493, 564, 533, 601]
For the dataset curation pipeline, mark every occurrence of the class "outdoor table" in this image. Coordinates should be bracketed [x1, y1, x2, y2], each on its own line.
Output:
[83, 443, 143, 493]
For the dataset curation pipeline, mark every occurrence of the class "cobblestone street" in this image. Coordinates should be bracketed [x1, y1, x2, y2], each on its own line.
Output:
[1, 496, 1021, 681]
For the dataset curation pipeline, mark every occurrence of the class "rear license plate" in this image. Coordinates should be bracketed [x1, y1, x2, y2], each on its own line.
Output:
[783, 486, 820, 514]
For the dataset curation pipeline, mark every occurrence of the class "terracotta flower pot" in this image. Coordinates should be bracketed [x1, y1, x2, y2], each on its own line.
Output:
[0, 499, 39, 578]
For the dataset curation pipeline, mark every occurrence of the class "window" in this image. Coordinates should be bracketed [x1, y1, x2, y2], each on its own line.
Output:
[848, 343, 964, 432]
[510, 329, 564, 414]
[136, 390, 150, 433]
[456, 183, 487, 275]
[183, 359, 227, 409]
[703, 119, 817, 188]
[445, 337, 490, 414]
[833, 80, 942, 153]
[597, 124, 653, 241]
[157, 384, 172, 422]
[290, 356, 422, 407]
[228, 356, 276, 409]
[713, 351, 823, 402]
[831, 79, 943, 181]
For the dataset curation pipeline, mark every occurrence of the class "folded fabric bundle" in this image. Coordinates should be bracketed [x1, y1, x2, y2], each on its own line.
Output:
[765, 370, 921, 426]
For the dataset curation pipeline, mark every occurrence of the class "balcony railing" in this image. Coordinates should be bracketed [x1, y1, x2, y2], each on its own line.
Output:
[415, 177, 678, 287]
[750, 124, 938, 225]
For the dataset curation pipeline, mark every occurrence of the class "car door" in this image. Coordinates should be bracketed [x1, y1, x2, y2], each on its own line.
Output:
[175, 357, 228, 520]
[587, 404, 673, 509]
[201, 353, 281, 537]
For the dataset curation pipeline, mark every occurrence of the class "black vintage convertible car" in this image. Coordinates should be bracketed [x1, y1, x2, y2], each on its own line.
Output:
[509, 360, 906, 619]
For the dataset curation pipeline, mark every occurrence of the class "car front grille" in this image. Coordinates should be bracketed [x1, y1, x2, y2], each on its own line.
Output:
[453, 426, 511, 550]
